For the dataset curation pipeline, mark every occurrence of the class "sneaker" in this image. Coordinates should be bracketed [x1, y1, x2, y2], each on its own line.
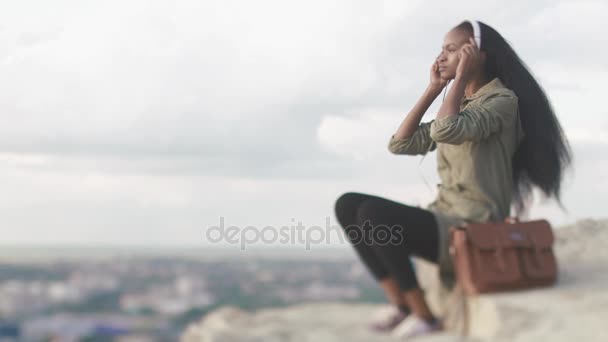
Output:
[368, 306, 410, 333]
[391, 314, 443, 339]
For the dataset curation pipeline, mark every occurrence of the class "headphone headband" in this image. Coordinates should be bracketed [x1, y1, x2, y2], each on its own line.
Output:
[467, 20, 481, 49]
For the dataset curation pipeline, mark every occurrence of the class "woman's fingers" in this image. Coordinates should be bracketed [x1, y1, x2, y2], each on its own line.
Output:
[469, 36, 477, 49]
[459, 48, 468, 61]
[462, 44, 475, 58]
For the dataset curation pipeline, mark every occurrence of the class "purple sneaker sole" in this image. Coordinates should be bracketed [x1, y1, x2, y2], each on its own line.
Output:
[368, 309, 410, 333]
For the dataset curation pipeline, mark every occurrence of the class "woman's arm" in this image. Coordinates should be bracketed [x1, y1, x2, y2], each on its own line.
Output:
[393, 84, 443, 140]
[435, 76, 466, 121]
[388, 60, 447, 155]
[429, 91, 518, 144]
[388, 84, 443, 155]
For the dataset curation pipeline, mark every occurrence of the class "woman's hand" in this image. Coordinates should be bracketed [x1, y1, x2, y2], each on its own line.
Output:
[429, 58, 448, 90]
[455, 37, 480, 82]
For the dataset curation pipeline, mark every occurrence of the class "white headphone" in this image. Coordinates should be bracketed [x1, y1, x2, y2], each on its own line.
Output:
[467, 20, 482, 49]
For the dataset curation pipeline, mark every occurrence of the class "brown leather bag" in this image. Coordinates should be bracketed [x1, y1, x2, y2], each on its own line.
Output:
[448, 217, 558, 295]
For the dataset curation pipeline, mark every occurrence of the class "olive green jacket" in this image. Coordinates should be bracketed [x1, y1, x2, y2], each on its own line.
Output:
[388, 77, 525, 289]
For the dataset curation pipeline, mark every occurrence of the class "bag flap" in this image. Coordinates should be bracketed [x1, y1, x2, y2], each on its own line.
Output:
[465, 219, 554, 250]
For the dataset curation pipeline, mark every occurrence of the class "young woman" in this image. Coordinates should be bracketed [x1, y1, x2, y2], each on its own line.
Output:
[334, 20, 572, 338]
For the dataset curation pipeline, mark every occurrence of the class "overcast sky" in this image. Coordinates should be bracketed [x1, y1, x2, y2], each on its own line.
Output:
[0, 0, 606, 247]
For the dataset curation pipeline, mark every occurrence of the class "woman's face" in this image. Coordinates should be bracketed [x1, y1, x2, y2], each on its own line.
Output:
[436, 28, 472, 80]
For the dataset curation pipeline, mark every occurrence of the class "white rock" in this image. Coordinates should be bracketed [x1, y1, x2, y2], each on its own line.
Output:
[181, 302, 457, 342]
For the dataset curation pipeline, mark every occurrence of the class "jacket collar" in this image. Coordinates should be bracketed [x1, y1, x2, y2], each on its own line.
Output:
[462, 77, 504, 102]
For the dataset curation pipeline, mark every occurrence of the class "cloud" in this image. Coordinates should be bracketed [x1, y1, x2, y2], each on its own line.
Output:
[0, 0, 606, 244]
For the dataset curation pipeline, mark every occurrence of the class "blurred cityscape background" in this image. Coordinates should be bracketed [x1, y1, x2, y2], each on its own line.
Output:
[0, 247, 384, 341]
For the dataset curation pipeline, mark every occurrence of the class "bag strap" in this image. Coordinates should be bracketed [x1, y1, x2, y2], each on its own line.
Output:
[493, 233, 506, 272]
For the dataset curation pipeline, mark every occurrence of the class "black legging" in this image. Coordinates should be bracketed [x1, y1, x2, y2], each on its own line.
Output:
[334, 192, 440, 291]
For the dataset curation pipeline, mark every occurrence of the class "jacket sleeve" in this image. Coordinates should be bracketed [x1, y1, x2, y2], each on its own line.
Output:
[428, 92, 518, 145]
[388, 120, 437, 155]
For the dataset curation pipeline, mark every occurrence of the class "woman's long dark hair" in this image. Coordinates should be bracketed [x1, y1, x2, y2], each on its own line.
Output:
[455, 20, 573, 217]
